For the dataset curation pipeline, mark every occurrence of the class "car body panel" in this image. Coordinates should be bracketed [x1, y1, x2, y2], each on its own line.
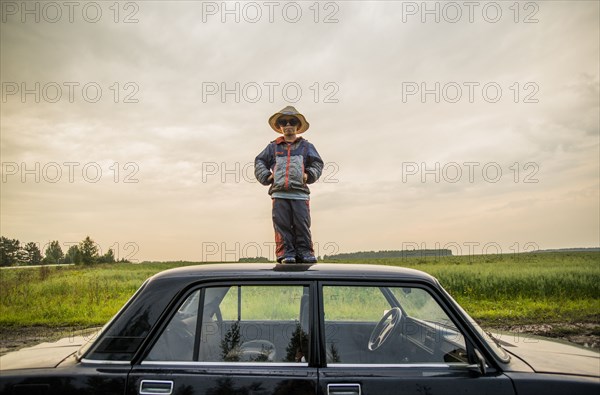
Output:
[0, 365, 129, 395]
[494, 333, 600, 377]
[506, 372, 600, 395]
[318, 367, 516, 395]
[127, 365, 318, 395]
[0, 337, 85, 370]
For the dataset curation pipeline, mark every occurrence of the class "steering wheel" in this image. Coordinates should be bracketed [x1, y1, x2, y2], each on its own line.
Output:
[368, 307, 402, 351]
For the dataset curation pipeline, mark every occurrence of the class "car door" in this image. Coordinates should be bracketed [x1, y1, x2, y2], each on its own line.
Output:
[126, 282, 318, 395]
[317, 282, 516, 395]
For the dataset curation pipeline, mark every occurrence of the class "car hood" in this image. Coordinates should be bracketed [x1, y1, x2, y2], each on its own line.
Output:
[0, 335, 89, 370]
[492, 332, 600, 377]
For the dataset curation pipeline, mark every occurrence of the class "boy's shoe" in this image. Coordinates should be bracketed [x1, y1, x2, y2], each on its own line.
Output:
[297, 255, 317, 264]
[281, 257, 297, 264]
[277, 255, 295, 263]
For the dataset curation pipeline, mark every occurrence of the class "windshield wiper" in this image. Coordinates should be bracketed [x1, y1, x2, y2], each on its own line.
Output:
[486, 331, 504, 348]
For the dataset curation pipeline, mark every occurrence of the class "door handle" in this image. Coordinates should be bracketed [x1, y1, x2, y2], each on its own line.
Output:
[328, 383, 361, 395]
[139, 380, 174, 395]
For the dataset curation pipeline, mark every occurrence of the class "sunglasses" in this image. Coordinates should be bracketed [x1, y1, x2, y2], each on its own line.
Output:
[277, 117, 300, 127]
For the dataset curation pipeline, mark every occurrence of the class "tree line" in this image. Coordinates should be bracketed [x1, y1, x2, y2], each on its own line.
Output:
[323, 249, 453, 260]
[0, 236, 129, 267]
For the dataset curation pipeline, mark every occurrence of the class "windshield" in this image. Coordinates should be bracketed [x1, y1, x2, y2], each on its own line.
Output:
[391, 287, 458, 330]
[443, 290, 510, 362]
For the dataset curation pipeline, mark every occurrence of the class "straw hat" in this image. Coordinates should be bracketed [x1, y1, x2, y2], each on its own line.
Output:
[268, 106, 310, 134]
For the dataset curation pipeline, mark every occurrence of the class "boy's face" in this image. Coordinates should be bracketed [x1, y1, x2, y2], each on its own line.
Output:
[277, 117, 300, 137]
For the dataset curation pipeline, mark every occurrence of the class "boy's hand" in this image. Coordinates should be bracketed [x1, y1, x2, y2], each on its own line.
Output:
[303, 173, 308, 183]
[267, 174, 274, 183]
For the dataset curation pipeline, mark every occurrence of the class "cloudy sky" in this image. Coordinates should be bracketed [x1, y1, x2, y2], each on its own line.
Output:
[1, 1, 598, 261]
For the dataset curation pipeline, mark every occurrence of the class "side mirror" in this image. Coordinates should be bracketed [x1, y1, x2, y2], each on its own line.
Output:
[467, 349, 487, 376]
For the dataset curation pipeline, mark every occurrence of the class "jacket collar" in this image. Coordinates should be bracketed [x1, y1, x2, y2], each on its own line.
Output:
[274, 136, 303, 144]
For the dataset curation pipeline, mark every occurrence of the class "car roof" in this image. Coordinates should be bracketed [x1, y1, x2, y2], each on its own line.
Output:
[149, 263, 438, 284]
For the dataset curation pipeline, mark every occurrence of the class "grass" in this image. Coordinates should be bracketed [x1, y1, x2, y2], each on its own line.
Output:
[328, 252, 600, 326]
[0, 253, 598, 329]
[0, 262, 187, 327]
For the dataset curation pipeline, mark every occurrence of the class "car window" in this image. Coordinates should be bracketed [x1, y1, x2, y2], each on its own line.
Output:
[146, 290, 200, 361]
[390, 287, 457, 330]
[147, 285, 310, 364]
[322, 285, 468, 365]
[323, 286, 391, 321]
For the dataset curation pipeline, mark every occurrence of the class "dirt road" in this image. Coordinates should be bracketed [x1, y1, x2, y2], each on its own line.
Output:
[0, 323, 597, 357]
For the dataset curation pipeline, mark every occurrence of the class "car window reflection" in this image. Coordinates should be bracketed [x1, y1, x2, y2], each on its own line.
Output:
[146, 285, 310, 364]
[323, 285, 468, 365]
[146, 290, 200, 361]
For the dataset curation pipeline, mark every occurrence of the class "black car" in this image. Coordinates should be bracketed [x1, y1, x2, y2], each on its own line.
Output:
[1, 263, 598, 395]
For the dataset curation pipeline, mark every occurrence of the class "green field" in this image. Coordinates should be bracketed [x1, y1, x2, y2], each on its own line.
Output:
[331, 252, 600, 326]
[0, 253, 598, 329]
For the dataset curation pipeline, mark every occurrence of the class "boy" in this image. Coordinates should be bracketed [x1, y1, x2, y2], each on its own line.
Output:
[255, 106, 324, 264]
